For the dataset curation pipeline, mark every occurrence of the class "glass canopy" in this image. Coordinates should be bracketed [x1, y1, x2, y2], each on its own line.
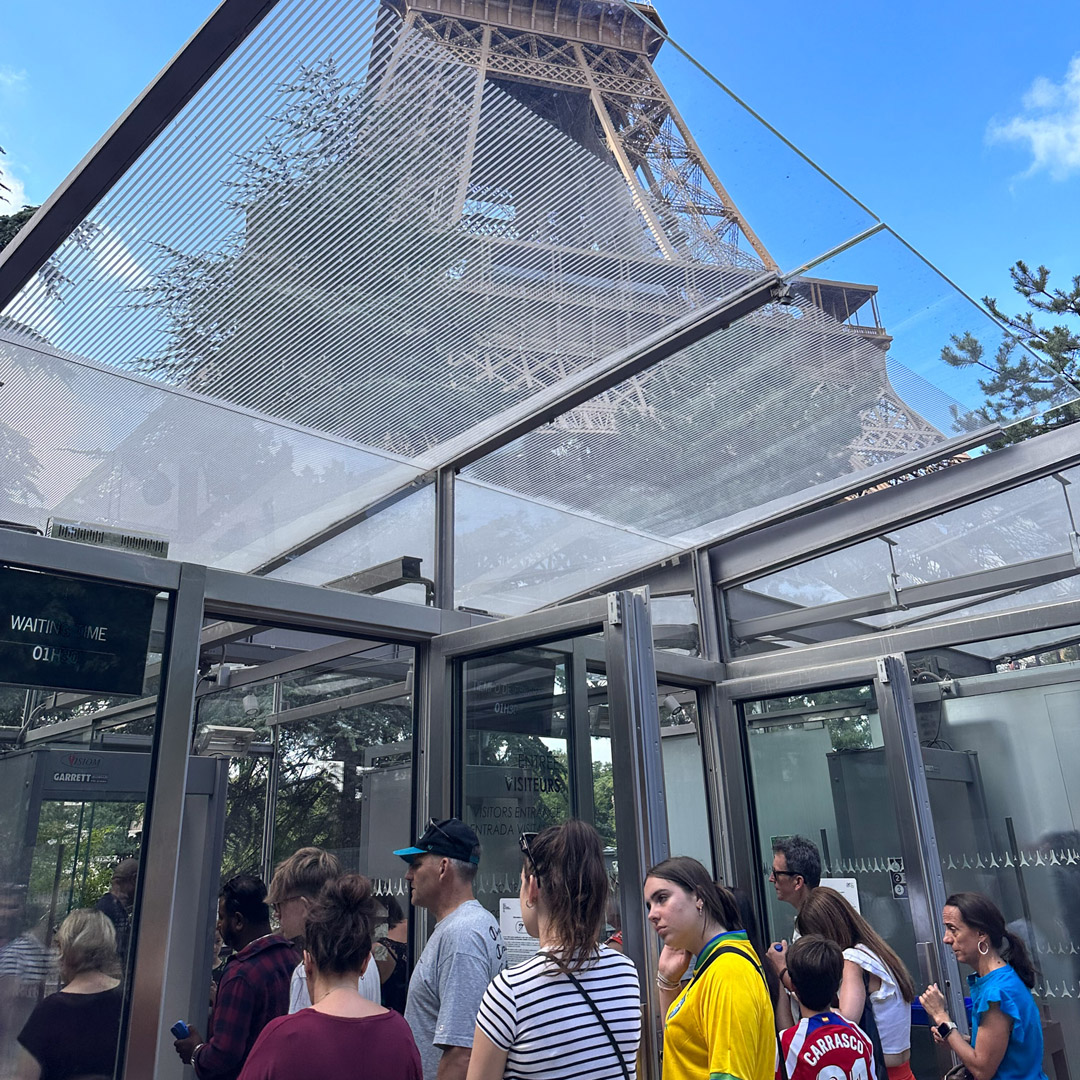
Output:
[0, 0, 1073, 615]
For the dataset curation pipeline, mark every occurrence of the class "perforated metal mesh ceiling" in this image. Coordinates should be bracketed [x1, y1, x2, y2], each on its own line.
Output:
[1, 0, 1076, 613]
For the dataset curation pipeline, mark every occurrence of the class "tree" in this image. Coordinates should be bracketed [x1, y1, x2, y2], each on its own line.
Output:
[943, 262, 1080, 444]
[0, 204, 38, 251]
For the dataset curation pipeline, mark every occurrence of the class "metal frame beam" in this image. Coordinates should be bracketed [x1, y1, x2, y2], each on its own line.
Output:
[712, 421, 1080, 588]
[724, 593, 1080, 687]
[123, 562, 205, 1079]
[0, 0, 282, 311]
[731, 550, 1080, 641]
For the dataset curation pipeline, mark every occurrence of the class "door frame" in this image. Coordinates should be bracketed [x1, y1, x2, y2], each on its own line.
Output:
[719, 651, 968, 1048]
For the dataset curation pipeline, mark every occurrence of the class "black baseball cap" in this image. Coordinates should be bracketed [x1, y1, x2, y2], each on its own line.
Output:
[394, 817, 481, 865]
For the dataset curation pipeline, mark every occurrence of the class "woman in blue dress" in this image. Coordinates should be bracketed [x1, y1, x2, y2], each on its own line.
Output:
[920, 892, 1047, 1080]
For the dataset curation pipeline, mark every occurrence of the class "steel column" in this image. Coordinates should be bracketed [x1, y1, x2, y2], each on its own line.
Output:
[605, 589, 666, 1080]
[122, 562, 205, 1079]
[434, 467, 456, 612]
[876, 654, 967, 1059]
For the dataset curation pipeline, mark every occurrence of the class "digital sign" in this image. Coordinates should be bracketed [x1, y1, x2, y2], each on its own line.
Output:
[0, 566, 157, 695]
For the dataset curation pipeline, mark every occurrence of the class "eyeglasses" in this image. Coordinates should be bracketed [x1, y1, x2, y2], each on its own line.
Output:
[518, 832, 538, 863]
[270, 895, 304, 914]
[768, 869, 800, 879]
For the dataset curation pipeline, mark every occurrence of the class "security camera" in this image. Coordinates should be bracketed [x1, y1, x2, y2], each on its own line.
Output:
[242, 694, 260, 718]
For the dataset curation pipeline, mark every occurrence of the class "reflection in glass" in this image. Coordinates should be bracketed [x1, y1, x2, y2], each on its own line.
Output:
[912, 630, 1080, 1073]
[462, 649, 570, 920]
[743, 685, 934, 1075]
[196, 623, 416, 901]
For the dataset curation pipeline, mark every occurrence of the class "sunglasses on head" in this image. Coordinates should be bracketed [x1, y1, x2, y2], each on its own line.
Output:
[518, 832, 538, 864]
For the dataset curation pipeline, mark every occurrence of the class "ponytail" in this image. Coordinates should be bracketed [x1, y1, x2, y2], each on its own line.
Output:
[1002, 929, 1037, 989]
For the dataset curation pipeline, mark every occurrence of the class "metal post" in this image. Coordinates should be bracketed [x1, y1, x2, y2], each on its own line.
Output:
[260, 678, 282, 883]
[605, 588, 666, 1080]
[122, 562, 205, 1080]
[876, 654, 967, 1044]
[691, 549, 731, 883]
[568, 640, 596, 824]
[434, 467, 455, 612]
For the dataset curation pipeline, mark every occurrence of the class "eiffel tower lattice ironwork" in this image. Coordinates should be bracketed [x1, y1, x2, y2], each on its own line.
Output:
[376, 0, 941, 463]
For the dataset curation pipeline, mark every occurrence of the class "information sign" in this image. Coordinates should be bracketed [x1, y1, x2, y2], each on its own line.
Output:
[0, 565, 156, 695]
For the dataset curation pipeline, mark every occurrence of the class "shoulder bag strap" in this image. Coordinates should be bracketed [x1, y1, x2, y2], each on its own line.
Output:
[713, 945, 788, 1080]
[551, 960, 632, 1080]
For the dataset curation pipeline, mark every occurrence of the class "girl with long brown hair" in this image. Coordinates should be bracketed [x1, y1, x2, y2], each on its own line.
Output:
[467, 820, 640, 1080]
[793, 886, 916, 1080]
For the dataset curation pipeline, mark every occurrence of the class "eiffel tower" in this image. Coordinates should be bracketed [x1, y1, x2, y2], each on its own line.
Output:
[370, 0, 940, 465]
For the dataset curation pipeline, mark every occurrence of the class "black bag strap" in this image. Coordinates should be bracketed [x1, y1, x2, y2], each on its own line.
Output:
[550, 959, 631, 1080]
[712, 945, 788, 1080]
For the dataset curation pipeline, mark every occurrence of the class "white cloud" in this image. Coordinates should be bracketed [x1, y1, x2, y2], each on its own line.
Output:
[0, 168, 27, 211]
[988, 55, 1080, 180]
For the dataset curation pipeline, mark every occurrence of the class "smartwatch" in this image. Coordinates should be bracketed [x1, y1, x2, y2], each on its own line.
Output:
[936, 1020, 957, 1040]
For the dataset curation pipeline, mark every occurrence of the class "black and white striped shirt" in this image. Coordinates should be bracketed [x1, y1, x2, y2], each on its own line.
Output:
[475, 946, 640, 1080]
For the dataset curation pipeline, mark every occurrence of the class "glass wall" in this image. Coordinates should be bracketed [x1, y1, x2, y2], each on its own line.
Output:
[0, 564, 168, 1080]
[911, 631, 1080, 1076]
[193, 618, 416, 919]
[742, 683, 936, 1076]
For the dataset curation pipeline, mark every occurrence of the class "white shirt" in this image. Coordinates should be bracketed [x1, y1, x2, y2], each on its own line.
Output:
[288, 958, 382, 1012]
[843, 944, 909, 1054]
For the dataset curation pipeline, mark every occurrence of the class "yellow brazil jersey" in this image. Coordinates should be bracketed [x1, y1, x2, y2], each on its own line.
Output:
[662, 930, 774, 1080]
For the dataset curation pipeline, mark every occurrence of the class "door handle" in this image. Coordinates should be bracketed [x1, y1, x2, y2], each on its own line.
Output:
[916, 940, 941, 988]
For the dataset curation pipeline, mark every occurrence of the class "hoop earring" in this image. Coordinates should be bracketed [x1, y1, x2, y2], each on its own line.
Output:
[978, 939, 989, 956]
[525, 900, 535, 910]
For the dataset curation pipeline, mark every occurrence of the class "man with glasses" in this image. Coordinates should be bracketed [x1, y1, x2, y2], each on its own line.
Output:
[394, 818, 505, 1080]
[266, 846, 382, 1012]
[174, 874, 295, 1079]
[766, 835, 822, 998]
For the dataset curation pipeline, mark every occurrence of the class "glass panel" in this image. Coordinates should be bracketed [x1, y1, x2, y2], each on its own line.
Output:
[0, 564, 167, 1080]
[742, 684, 936, 1076]
[729, 461, 1080, 654]
[194, 618, 416, 905]
[658, 685, 711, 870]
[912, 628, 1080, 1073]
[586, 667, 622, 948]
[268, 483, 436, 606]
[461, 648, 570, 928]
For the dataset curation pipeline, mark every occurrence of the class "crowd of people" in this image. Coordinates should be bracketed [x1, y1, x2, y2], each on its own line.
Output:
[1, 824, 1052, 1080]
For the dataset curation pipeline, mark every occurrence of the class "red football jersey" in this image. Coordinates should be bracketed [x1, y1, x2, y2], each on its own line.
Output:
[777, 1010, 877, 1080]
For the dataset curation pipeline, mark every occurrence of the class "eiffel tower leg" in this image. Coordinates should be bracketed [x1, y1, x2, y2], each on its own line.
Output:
[451, 24, 491, 222]
[574, 44, 678, 260]
[660, 95, 778, 271]
[375, 8, 417, 101]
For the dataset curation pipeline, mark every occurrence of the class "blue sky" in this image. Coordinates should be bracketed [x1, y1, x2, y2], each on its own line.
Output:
[1, 0, 1077, 325]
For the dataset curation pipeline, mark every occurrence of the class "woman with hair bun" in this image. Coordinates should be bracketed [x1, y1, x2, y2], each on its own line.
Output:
[643, 856, 773, 1080]
[920, 892, 1047, 1080]
[238, 874, 421, 1080]
[467, 820, 640, 1080]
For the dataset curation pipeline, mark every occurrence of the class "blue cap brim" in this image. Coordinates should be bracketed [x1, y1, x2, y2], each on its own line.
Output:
[393, 846, 426, 861]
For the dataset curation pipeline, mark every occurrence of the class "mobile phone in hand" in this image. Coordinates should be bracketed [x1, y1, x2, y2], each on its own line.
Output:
[171, 1021, 190, 1040]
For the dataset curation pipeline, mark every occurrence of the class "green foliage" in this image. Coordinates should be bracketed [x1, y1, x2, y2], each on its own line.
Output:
[0, 204, 37, 251]
[943, 262, 1080, 444]
[28, 801, 141, 916]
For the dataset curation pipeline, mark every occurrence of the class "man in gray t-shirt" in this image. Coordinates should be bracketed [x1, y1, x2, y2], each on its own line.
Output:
[395, 818, 505, 1080]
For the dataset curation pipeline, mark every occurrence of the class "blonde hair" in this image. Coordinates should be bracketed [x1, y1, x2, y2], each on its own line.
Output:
[56, 909, 117, 978]
[267, 847, 342, 905]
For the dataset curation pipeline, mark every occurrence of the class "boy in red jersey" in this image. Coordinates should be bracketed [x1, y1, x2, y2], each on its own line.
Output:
[776, 935, 877, 1080]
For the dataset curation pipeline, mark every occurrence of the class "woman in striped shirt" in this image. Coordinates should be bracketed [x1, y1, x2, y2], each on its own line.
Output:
[467, 820, 641, 1080]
